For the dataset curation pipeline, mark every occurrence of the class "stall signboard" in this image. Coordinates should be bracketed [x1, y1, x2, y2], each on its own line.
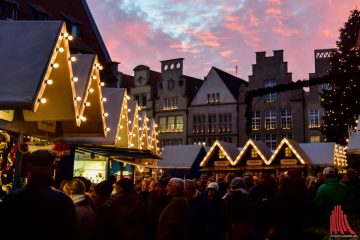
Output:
[0, 110, 14, 122]
[280, 159, 298, 165]
[214, 160, 230, 167]
[246, 160, 263, 166]
[37, 121, 56, 133]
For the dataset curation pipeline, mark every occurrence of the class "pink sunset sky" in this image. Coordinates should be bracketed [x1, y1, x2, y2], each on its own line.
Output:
[87, 0, 358, 81]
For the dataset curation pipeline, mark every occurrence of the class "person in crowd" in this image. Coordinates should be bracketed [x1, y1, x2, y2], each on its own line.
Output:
[63, 178, 95, 240]
[146, 174, 171, 240]
[184, 179, 216, 240]
[315, 167, 349, 227]
[156, 177, 190, 240]
[222, 173, 236, 198]
[73, 176, 93, 196]
[342, 169, 360, 219]
[0, 150, 78, 240]
[90, 180, 114, 240]
[206, 181, 225, 240]
[273, 168, 307, 240]
[197, 174, 208, 193]
[223, 177, 252, 240]
[140, 179, 150, 209]
[248, 171, 277, 240]
[111, 178, 145, 240]
[243, 175, 255, 191]
[305, 175, 318, 200]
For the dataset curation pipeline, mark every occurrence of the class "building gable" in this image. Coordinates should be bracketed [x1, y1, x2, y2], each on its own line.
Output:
[233, 139, 269, 167]
[191, 67, 236, 105]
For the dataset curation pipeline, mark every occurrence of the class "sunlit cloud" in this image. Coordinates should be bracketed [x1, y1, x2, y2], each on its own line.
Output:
[87, 0, 358, 82]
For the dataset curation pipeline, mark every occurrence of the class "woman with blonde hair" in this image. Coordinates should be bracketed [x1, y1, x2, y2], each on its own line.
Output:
[63, 178, 95, 240]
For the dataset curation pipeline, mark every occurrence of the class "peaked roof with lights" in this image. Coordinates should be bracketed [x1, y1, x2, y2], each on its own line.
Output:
[200, 140, 240, 167]
[267, 138, 312, 166]
[127, 100, 139, 149]
[138, 111, 149, 150]
[67, 87, 125, 146]
[61, 53, 107, 137]
[233, 139, 272, 166]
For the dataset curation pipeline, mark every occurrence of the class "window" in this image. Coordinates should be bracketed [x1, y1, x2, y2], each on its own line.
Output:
[159, 117, 167, 132]
[265, 110, 276, 130]
[251, 111, 261, 130]
[159, 139, 182, 148]
[0, 1, 17, 20]
[264, 80, 276, 103]
[208, 114, 217, 133]
[193, 115, 198, 133]
[219, 151, 225, 159]
[163, 98, 171, 110]
[141, 95, 147, 107]
[71, 24, 80, 38]
[251, 134, 261, 141]
[168, 79, 175, 90]
[207, 93, 220, 104]
[158, 116, 184, 133]
[309, 109, 320, 128]
[171, 97, 178, 110]
[168, 116, 175, 131]
[175, 116, 183, 131]
[162, 97, 178, 110]
[219, 113, 232, 132]
[310, 136, 321, 143]
[193, 138, 206, 146]
[284, 147, 292, 157]
[280, 133, 293, 140]
[251, 149, 258, 158]
[281, 110, 292, 129]
[265, 134, 277, 150]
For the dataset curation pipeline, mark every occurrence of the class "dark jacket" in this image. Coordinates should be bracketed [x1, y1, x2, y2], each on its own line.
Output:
[156, 195, 190, 240]
[0, 174, 78, 240]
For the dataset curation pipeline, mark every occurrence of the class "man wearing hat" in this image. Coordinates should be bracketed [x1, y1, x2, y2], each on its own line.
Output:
[0, 150, 78, 240]
[223, 177, 252, 240]
[315, 167, 349, 226]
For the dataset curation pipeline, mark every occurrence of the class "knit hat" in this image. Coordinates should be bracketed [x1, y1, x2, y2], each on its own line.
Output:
[94, 180, 113, 198]
[206, 182, 219, 192]
[230, 177, 245, 190]
[323, 167, 335, 175]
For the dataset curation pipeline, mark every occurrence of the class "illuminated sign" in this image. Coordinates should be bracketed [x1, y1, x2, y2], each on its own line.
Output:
[280, 159, 298, 165]
[246, 160, 263, 166]
[0, 110, 14, 122]
[214, 160, 230, 167]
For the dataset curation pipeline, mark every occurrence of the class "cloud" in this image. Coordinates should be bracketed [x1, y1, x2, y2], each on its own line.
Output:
[220, 50, 234, 57]
[87, 0, 358, 82]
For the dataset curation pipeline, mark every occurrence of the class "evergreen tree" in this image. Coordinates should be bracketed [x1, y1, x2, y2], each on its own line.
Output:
[321, 9, 360, 145]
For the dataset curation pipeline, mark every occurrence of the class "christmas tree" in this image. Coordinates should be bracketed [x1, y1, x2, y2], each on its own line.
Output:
[321, 9, 360, 145]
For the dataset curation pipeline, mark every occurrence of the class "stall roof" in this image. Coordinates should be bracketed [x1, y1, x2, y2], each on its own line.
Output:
[159, 145, 204, 169]
[0, 21, 63, 110]
[67, 88, 125, 145]
[299, 142, 336, 165]
[347, 131, 360, 153]
[76, 145, 161, 160]
[233, 139, 272, 165]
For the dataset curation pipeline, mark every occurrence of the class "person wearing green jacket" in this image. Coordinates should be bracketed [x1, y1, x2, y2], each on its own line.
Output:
[315, 167, 349, 227]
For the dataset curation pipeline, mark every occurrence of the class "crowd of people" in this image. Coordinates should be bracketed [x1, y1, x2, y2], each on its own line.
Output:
[0, 149, 359, 240]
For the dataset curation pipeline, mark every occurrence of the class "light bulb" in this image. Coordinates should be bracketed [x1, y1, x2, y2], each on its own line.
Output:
[68, 35, 74, 41]
[76, 96, 82, 101]
[102, 97, 107, 102]
[85, 102, 91, 107]
[100, 82, 105, 87]
[89, 88, 94, 93]
[45, 79, 53, 85]
[105, 127, 111, 132]
[52, 63, 59, 68]
[73, 77, 79, 82]
[70, 56, 77, 62]
[104, 112, 109, 117]
[57, 47, 64, 53]
[39, 98, 47, 104]
[92, 76, 97, 80]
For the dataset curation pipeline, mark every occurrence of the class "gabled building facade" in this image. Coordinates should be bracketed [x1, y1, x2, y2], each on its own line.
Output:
[188, 67, 248, 146]
[155, 58, 203, 149]
[239, 50, 305, 150]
